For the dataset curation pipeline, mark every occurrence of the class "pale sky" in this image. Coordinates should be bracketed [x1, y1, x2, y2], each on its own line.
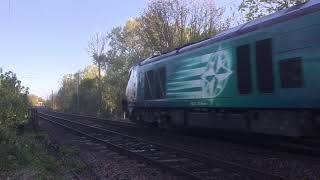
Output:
[0, 0, 241, 99]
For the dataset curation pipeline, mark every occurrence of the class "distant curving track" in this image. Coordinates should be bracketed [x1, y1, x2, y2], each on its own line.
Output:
[38, 111, 288, 180]
[43, 110, 136, 128]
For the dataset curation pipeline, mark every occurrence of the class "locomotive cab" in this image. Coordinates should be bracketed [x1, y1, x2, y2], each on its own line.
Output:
[125, 65, 139, 114]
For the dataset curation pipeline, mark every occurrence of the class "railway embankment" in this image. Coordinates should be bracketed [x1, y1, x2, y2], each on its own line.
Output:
[0, 118, 93, 179]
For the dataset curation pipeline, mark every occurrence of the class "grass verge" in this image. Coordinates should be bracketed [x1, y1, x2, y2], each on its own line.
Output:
[0, 124, 92, 179]
[0, 127, 61, 179]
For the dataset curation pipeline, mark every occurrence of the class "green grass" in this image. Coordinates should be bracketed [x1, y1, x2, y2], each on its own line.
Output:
[0, 128, 61, 179]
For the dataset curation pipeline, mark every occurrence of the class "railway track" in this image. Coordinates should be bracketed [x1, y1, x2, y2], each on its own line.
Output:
[38, 111, 287, 180]
[68, 171, 82, 180]
[45, 110, 320, 157]
[44, 111, 320, 179]
[43, 110, 136, 128]
[41, 110, 320, 179]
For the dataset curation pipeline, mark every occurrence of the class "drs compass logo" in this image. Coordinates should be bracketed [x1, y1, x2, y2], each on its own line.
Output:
[167, 47, 233, 99]
[200, 49, 232, 98]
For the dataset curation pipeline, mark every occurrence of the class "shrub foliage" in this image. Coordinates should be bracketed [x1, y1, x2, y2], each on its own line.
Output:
[0, 71, 29, 127]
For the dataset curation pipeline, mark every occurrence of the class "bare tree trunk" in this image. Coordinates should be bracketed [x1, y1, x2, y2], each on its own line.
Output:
[87, 32, 107, 117]
[98, 62, 102, 117]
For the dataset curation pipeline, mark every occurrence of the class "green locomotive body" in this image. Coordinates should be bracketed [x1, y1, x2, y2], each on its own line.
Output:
[125, 1, 320, 137]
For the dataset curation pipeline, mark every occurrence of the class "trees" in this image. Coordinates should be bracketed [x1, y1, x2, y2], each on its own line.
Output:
[54, 0, 228, 116]
[0, 71, 29, 127]
[106, 0, 226, 110]
[54, 74, 76, 112]
[100, 24, 137, 115]
[28, 94, 39, 106]
[87, 33, 108, 116]
[0, 71, 60, 179]
[53, 66, 100, 115]
[99, 0, 228, 115]
[28, 94, 45, 106]
[239, 0, 308, 21]
[138, 0, 225, 54]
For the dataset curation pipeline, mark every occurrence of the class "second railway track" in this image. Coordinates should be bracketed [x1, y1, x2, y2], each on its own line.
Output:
[38, 111, 288, 180]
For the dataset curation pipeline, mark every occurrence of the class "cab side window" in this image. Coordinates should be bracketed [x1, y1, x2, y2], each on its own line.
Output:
[256, 38, 274, 93]
[155, 67, 166, 99]
[144, 70, 155, 100]
[236, 44, 252, 94]
[144, 67, 166, 100]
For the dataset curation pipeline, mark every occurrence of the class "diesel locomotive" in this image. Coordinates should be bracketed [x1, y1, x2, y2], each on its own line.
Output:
[124, 0, 320, 137]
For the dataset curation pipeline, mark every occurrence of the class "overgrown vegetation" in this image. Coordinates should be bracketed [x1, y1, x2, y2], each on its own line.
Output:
[0, 130, 59, 179]
[0, 71, 59, 178]
[0, 71, 29, 127]
[0, 128, 89, 179]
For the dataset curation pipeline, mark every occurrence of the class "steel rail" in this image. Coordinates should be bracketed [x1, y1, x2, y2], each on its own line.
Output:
[39, 112, 288, 180]
[71, 170, 82, 180]
[39, 114, 201, 180]
[51, 110, 320, 157]
[46, 110, 136, 128]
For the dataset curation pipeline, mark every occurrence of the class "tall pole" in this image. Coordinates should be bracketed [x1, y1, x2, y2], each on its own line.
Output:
[77, 71, 80, 113]
[98, 62, 102, 117]
[51, 90, 54, 110]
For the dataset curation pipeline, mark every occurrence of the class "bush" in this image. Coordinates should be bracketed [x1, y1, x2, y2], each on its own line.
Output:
[0, 71, 59, 178]
[0, 71, 29, 128]
[0, 128, 59, 178]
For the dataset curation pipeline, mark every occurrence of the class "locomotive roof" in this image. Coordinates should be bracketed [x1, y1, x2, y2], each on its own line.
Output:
[140, 0, 320, 66]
